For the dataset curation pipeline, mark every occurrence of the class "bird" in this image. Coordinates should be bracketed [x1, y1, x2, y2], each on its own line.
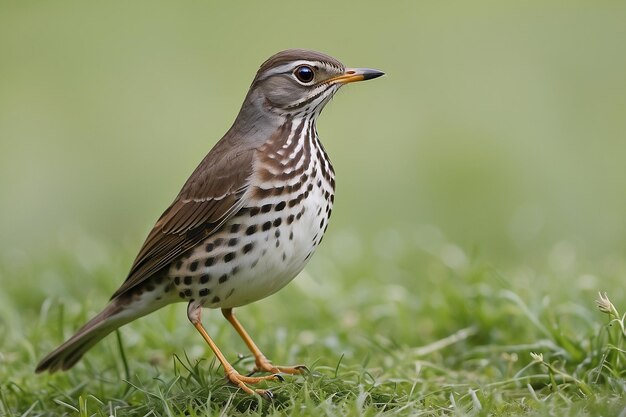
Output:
[36, 49, 384, 397]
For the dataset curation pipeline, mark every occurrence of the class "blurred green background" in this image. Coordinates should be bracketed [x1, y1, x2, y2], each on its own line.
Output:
[1, 0, 626, 268]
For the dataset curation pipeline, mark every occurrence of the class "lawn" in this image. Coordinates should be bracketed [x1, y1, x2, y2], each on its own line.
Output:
[1, 229, 625, 415]
[1, 1, 626, 415]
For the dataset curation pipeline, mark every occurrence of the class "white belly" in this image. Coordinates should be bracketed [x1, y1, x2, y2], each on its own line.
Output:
[222, 183, 332, 307]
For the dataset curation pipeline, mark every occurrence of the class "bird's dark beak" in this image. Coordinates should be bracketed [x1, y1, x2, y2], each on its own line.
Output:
[328, 67, 385, 85]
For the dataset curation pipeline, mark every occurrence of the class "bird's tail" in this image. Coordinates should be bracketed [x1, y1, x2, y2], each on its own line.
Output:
[36, 298, 140, 373]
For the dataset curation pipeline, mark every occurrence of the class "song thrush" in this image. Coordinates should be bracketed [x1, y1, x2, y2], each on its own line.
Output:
[36, 49, 384, 397]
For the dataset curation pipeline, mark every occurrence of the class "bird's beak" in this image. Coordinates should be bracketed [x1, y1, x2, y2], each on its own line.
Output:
[327, 67, 385, 85]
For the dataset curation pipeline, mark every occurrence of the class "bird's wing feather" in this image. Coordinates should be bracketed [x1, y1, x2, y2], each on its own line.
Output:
[110, 137, 255, 300]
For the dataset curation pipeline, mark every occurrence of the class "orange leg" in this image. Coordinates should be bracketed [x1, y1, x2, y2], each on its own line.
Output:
[222, 308, 308, 375]
[187, 302, 282, 398]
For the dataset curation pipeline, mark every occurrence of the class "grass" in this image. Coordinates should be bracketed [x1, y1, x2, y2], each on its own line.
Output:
[1, 228, 625, 416]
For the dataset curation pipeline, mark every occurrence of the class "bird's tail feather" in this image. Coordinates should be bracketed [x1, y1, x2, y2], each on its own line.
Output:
[35, 299, 134, 373]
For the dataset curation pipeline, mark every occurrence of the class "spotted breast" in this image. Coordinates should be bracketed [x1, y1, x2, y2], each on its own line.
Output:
[168, 116, 335, 308]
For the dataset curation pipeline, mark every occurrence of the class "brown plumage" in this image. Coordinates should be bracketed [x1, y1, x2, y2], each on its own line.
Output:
[111, 131, 255, 299]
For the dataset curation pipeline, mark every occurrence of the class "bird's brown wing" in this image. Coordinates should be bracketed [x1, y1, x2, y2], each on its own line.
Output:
[110, 138, 255, 300]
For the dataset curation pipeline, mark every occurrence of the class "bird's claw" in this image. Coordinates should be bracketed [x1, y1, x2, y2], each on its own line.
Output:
[293, 365, 310, 374]
[257, 389, 274, 401]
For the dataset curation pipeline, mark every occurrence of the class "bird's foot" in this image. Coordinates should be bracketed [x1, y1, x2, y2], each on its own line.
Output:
[251, 356, 309, 376]
[225, 369, 283, 398]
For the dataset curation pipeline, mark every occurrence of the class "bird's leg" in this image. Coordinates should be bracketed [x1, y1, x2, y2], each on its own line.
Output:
[187, 302, 282, 398]
[221, 308, 308, 375]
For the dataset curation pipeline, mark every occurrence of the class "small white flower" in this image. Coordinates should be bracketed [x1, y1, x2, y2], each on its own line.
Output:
[596, 292, 619, 318]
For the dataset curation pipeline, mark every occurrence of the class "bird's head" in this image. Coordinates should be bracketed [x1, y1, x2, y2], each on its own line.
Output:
[242, 49, 384, 121]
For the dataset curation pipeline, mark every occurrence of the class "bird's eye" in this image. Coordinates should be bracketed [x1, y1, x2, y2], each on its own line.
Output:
[294, 65, 315, 83]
